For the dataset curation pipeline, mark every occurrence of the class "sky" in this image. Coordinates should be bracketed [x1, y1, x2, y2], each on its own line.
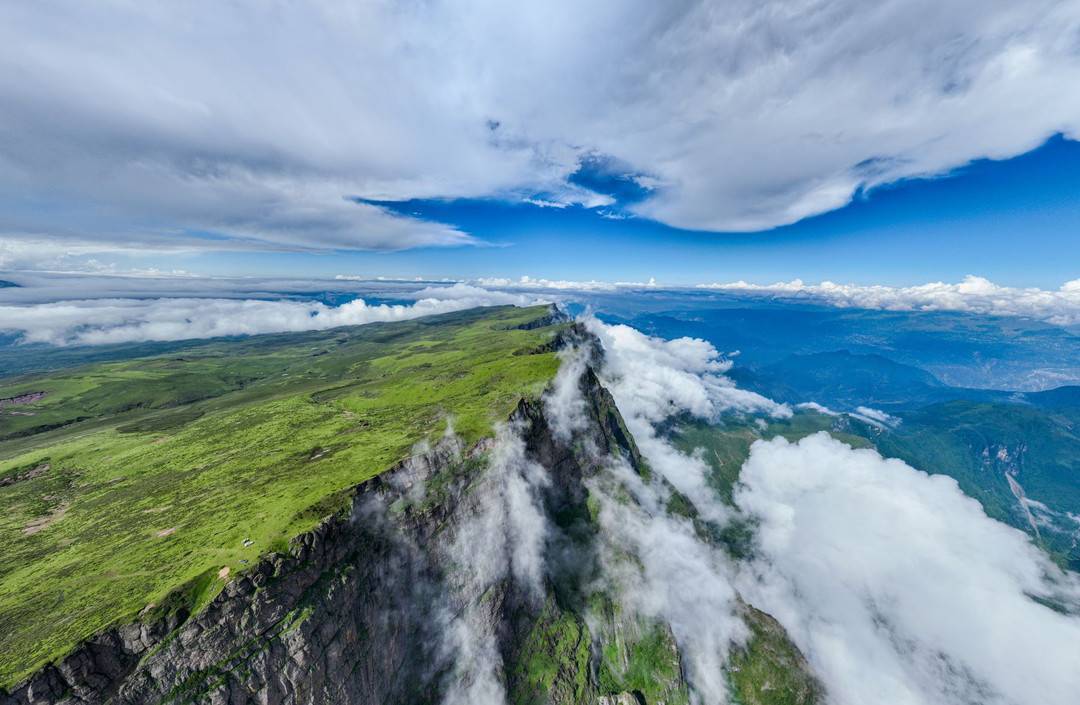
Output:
[1, 1, 1079, 289]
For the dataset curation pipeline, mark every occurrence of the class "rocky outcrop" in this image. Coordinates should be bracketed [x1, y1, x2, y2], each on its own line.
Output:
[513, 304, 570, 331]
[0, 392, 45, 408]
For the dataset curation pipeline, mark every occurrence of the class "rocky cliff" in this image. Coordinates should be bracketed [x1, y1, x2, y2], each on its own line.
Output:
[4, 345, 819, 705]
[4, 355, 632, 705]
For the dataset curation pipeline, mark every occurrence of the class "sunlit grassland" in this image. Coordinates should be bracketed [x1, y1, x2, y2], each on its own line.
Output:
[0, 305, 565, 688]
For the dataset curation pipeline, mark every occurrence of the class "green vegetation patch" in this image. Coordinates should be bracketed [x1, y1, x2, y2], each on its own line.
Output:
[0, 305, 565, 688]
[728, 605, 823, 705]
[593, 594, 690, 705]
[509, 596, 592, 705]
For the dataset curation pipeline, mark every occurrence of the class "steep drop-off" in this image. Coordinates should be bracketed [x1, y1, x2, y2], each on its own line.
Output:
[3, 319, 820, 705]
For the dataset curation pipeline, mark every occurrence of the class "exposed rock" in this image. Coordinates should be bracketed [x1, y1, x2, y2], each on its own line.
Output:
[0, 463, 50, 488]
[0, 392, 46, 408]
[598, 694, 645, 705]
[514, 304, 570, 330]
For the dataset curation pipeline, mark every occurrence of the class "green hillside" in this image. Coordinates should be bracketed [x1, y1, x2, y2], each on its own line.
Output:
[0, 305, 566, 688]
[876, 400, 1080, 569]
[673, 401, 1080, 571]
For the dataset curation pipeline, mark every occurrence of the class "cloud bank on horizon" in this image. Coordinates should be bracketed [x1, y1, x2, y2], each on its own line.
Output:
[698, 275, 1080, 326]
[3, 272, 1080, 347]
[0, 284, 542, 346]
[2, 0, 1080, 266]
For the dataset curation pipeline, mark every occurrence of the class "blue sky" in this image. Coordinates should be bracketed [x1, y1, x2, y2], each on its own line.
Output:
[173, 135, 1080, 287]
[2, 1, 1079, 288]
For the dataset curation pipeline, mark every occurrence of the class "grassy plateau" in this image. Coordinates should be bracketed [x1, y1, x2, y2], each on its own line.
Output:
[0, 305, 566, 688]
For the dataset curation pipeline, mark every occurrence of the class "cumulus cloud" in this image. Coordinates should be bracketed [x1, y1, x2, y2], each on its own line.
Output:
[851, 406, 901, 429]
[795, 401, 840, 417]
[735, 433, 1080, 705]
[698, 275, 1080, 325]
[585, 318, 790, 424]
[585, 317, 789, 525]
[410, 283, 539, 306]
[578, 319, 1080, 704]
[579, 331, 751, 697]
[3, 0, 1079, 257]
[0, 283, 541, 346]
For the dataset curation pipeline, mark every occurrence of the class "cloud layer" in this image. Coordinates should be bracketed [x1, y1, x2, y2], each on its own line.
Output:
[736, 433, 1080, 705]
[2, 1, 1079, 259]
[585, 318, 790, 424]
[699, 275, 1080, 325]
[586, 317, 789, 528]
[582, 317, 1080, 704]
[0, 284, 539, 346]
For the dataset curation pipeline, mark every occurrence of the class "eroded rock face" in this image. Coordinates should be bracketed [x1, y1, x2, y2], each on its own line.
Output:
[3, 369, 628, 705]
[0, 392, 46, 408]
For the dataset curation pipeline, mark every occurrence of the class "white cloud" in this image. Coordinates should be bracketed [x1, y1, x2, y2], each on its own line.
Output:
[410, 283, 539, 306]
[543, 345, 593, 443]
[0, 272, 447, 304]
[474, 276, 618, 291]
[585, 318, 790, 425]
[0, 283, 542, 346]
[522, 198, 568, 209]
[2, 0, 1079, 257]
[473, 275, 661, 292]
[735, 433, 1080, 705]
[851, 406, 901, 429]
[546, 339, 748, 702]
[796, 401, 839, 416]
[698, 275, 1080, 325]
[586, 317, 788, 524]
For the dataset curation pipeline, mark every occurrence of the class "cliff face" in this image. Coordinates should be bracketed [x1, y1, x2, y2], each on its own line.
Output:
[4, 363, 642, 705]
[5, 344, 820, 705]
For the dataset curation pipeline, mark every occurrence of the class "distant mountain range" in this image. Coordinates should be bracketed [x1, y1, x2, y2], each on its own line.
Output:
[597, 302, 1080, 391]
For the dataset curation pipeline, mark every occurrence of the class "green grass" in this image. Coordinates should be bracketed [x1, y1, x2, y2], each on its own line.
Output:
[728, 605, 823, 705]
[509, 596, 592, 705]
[593, 594, 691, 705]
[0, 305, 566, 689]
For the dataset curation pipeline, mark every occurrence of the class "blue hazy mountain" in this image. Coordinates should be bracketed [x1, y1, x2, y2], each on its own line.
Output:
[727, 350, 1000, 411]
[593, 297, 1080, 391]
